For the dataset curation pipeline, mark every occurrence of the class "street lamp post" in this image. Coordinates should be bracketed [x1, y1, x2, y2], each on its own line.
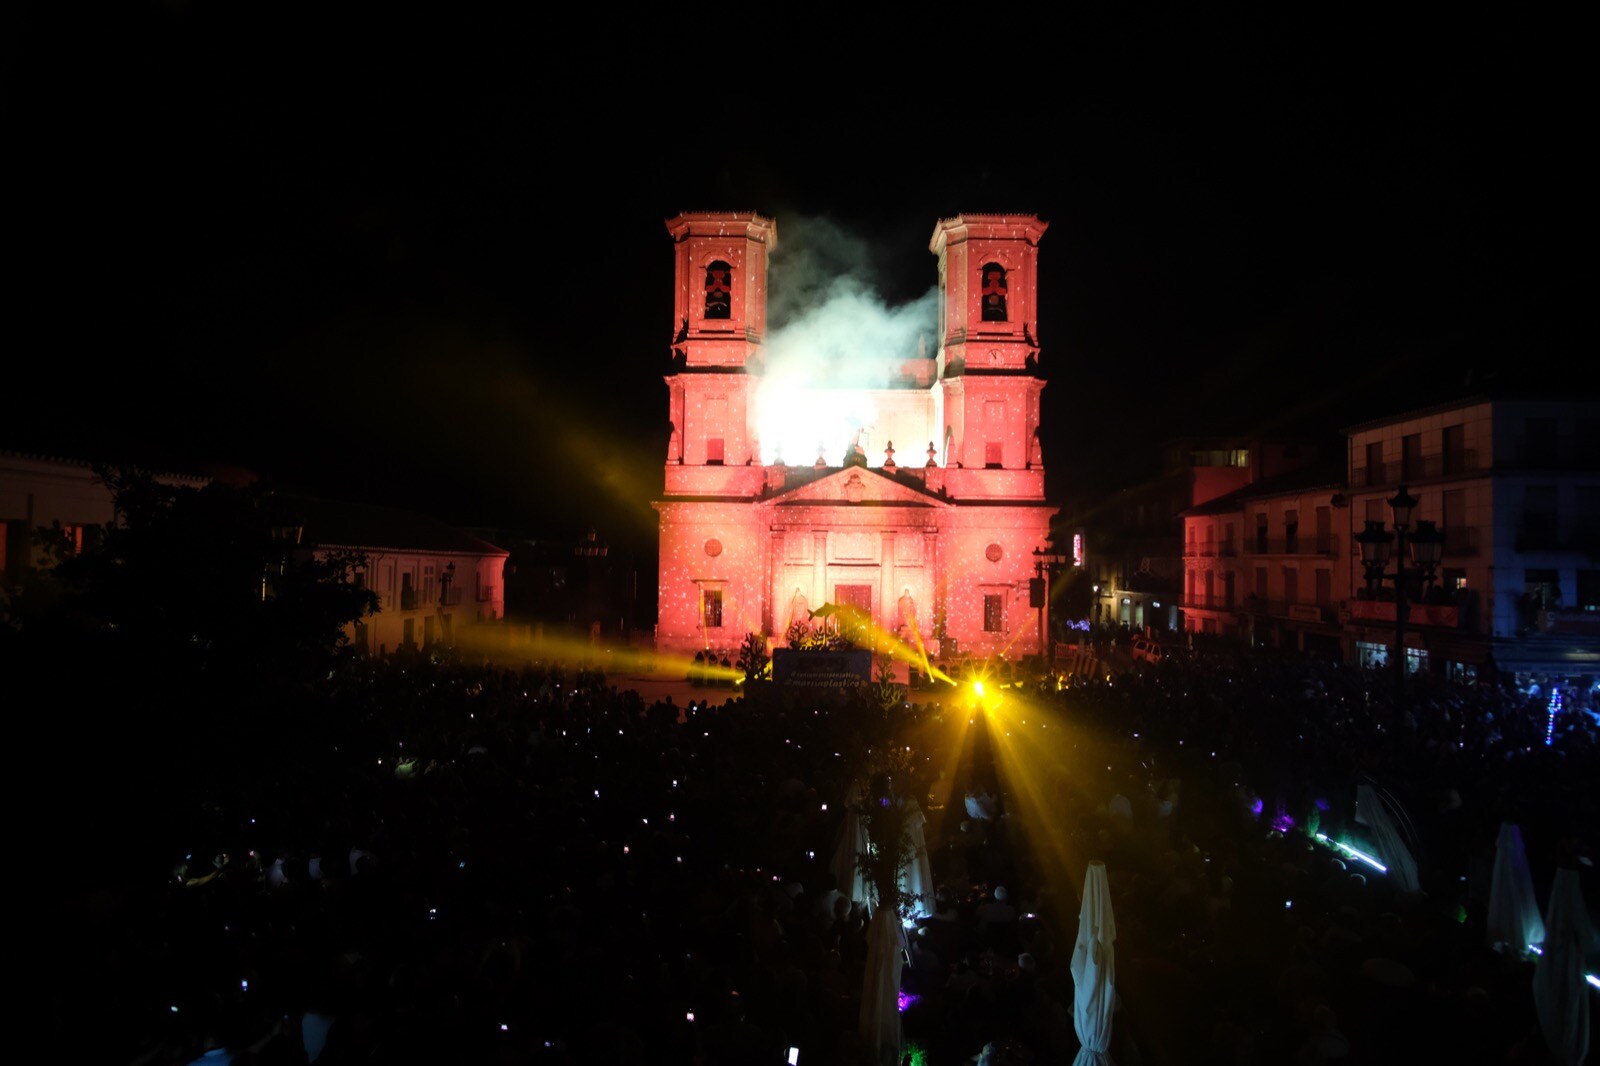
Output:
[439, 561, 458, 647]
[1355, 486, 1445, 711]
[1032, 548, 1072, 673]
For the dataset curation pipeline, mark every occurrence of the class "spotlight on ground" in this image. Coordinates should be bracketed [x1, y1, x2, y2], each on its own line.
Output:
[969, 679, 1004, 715]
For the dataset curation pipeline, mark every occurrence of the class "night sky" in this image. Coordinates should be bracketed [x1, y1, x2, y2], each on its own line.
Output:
[12, 8, 1592, 560]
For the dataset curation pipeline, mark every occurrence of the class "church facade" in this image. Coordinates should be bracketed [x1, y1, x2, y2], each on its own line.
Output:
[654, 211, 1055, 662]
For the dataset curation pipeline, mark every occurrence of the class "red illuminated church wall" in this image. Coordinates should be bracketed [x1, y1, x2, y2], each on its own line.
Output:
[937, 507, 1053, 656]
[656, 501, 769, 653]
[655, 212, 1055, 661]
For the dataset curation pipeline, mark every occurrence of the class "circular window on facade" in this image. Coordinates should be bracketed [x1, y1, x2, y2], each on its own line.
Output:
[985, 542, 1003, 562]
[705, 538, 723, 557]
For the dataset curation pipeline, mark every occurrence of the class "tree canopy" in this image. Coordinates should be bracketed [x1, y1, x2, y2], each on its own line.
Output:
[10, 466, 376, 674]
[5, 468, 378, 879]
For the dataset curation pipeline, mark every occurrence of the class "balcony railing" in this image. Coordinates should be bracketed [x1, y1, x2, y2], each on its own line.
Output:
[1514, 525, 1600, 554]
[477, 584, 498, 603]
[1353, 450, 1481, 487]
[1181, 596, 1236, 612]
[1246, 535, 1341, 557]
[1516, 438, 1600, 471]
[1239, 599, 1335, 621]
[1516, 522, 1561, 552]
[1441, 526, 1478, 557]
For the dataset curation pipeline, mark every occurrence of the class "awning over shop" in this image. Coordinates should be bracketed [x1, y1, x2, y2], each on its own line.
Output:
[1488, 638, 1600, 677]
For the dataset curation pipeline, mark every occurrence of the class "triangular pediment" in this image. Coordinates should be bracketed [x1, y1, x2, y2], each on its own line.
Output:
[766, 466, 947, 507]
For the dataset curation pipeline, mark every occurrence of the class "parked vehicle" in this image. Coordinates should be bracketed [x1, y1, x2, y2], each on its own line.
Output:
[1131, 636, 1165, 664]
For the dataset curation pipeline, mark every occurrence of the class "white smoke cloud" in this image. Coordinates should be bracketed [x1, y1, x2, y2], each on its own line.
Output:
[756, 216, 936, 466]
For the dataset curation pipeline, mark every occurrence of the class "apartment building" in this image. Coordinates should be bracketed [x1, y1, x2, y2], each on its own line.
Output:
[1182, 462, 1350, 657]
[1177, 396, 1599, 684]
[1343, 396, 1599, 681]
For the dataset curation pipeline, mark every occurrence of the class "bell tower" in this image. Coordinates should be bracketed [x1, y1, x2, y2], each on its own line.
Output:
[662, 211, 776, 497]
[930, 214, 1048, 498]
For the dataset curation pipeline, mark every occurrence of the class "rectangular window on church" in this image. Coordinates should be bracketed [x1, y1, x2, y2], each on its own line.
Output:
[985, 441, 1003, 468]
[706, 438, 724, 465]
[703, 588, 724, 629]
[983, 593, 1004, 632]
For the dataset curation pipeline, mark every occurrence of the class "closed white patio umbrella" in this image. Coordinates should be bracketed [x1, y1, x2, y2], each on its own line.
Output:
[860, 905, 904, 1066]
[897, 797, 935, 920]
[1355, 783, 1420, 893]
[1071, 860, 1117, 1066]
[1533, 867, 1597, 1066]
[1486, 822, 1544, 955]
[831, 780, 876, 914]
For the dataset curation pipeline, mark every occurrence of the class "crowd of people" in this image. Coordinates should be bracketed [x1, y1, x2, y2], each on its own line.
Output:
[42, 634, 1599, 1064]
[1027, 635, 1599, 1063]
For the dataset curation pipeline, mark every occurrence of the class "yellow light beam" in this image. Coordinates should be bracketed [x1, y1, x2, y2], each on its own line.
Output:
[974, 689, 1116, 907]
[452, 624, 745, 682]
[821, 606, 954, 684]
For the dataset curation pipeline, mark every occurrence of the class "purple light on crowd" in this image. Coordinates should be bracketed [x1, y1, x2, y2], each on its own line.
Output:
[898, 990, 922, 1013]
[1271, 811, 1296, 833]
[1314, 797, 1331, 811]
[1249, 797, 1264, 817]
